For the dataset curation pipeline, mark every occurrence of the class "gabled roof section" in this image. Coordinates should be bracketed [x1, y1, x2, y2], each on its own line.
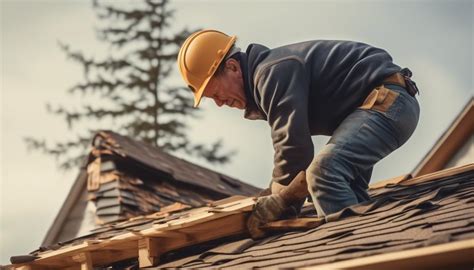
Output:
[92, 130, 261, 196]
[412, 97, 474, 177]
[10, 164, 474, 269]
[41, 131, 260, 249]
[41, 158, 89, 247]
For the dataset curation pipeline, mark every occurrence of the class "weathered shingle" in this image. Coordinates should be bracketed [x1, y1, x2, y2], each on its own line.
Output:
[10, 166, 474, 269]
[93, 131, 261, 196]
[86, 131, 261, 223]
[156, 168, 474, 269]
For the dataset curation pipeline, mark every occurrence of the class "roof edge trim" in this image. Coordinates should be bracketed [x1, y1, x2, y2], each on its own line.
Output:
[41, 168, 88, 246]
[369, 163, 473, 190]
[303, 238, 474, 270]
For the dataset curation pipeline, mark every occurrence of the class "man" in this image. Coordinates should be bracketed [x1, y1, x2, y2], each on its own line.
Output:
[177, 29, 420, 220]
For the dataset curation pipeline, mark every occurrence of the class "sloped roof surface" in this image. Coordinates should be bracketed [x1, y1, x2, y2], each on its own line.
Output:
[91, 175, 214, 224]
[156, 167, 474, 268]
[93, 131, 261, 196]
[14, 165, 473, 269]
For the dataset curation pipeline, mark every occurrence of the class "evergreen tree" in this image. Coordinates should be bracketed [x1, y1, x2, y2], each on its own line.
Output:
[25, 0, 234, 170]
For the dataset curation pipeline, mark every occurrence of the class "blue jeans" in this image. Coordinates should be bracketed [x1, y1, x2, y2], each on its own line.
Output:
[307, 84, 420, 217]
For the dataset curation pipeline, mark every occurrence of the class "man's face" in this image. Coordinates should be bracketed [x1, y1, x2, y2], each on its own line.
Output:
[203, 58, 247, 110]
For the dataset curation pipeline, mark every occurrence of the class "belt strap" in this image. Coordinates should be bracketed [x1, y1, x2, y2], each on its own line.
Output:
[383, 72, 406, 88]
[383, 69, 420, 97]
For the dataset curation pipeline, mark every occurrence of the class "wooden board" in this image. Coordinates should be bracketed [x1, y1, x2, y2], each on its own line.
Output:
[369, 163, 473, 190]
[10, 197, 256, 269]
[262, 217, 325, 231]
[304, 239, 474, 270]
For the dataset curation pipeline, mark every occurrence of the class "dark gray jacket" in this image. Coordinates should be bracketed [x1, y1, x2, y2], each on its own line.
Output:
[239, 40, 401, 185]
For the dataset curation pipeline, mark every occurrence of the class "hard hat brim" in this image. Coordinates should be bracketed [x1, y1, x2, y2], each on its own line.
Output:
[193, 75, 212, 108]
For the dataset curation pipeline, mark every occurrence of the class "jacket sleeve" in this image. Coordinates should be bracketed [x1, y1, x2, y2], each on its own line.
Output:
[255, 58, 314, 186]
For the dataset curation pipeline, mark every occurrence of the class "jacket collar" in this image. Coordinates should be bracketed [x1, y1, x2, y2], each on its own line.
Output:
[239, 45, 268, 120]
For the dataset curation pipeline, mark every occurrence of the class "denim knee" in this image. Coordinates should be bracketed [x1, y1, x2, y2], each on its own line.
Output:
[306, 144, 359, 217]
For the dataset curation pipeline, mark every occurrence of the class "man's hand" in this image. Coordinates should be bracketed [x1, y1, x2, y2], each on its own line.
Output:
[246, 193, 288, 239]
[247, 171, 308, 239]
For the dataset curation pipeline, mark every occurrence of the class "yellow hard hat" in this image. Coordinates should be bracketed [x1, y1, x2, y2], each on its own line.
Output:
[178, 29, 237, 107]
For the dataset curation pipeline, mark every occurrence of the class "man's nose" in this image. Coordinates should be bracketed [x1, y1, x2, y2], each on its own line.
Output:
[214, 98, 224, 107]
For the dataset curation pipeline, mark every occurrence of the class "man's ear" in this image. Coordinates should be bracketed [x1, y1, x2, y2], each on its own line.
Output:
[225, 58, 241, 74]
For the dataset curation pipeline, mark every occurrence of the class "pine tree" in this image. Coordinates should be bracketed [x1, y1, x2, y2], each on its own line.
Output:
[25, 0, 234, 170]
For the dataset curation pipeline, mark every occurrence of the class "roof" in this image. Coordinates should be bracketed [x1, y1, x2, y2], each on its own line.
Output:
[412, 97, 474, 176]
[41, 131, 261, 247]
[41, 159, 89, 247]
[9, 163, 474, 269]
[92, 131, 261, 197]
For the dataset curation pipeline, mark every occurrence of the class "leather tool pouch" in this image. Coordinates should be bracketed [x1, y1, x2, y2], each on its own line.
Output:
[400, 68, 420, 97]
[358, 85, 400, 113]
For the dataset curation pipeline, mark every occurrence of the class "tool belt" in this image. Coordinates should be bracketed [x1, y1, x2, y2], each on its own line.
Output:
[382, 68, 420, 97]
[358, 68, 419, 111]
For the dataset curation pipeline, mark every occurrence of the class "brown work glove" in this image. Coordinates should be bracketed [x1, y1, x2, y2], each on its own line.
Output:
[247, 194, 299, 239]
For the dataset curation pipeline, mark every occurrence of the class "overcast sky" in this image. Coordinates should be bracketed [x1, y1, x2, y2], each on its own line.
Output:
[1, 0, 473, 265]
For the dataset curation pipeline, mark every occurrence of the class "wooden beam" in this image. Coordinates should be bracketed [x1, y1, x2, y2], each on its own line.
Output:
[71, 252, 92, 270]
[138, 238, 160, 268]
[11, 197, 255, 269]
[140, 213, 248, 264]
[115, 211, 247, 269]
[90, 248, 137, 265]
[302, 239, 474, 270]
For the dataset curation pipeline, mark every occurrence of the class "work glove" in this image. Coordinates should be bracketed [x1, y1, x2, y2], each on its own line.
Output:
[247, 194, 299, 239]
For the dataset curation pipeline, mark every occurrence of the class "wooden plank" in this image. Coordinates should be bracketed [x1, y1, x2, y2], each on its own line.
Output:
[13, 266, 51, 270]
[261, 217, 325, 231]
[13, 197, 255, 269]
[89, 247, 137, 266]
[29, 242, 91, 262]
[148, 230, 189, 240]
[399, 163, 473, 187]
[207, 195, 248, 207]
[99, 171, 119, 184]
[369, 163, 473, 190]
[144, 202, 190, 219]
[302, 239, 474, 270]
[86, 158, 101, 191]
[145, 212, 248, 261]
[369, 174, 411, 190]
[13, 241, 123, 268]
[71, 253, 92, 270]
[138, 238, 160, 268]
[15, 242, 136, 268]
